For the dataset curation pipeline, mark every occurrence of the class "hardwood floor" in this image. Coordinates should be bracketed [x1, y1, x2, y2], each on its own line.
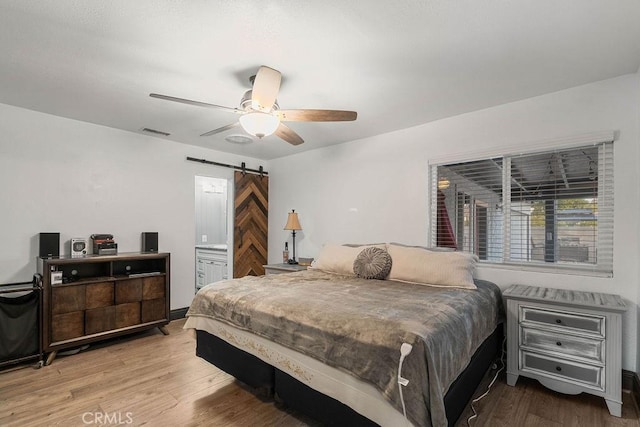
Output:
[1, 318, 638, 426]
[455, 370, 640, 427]
[0, 319, 316, 427]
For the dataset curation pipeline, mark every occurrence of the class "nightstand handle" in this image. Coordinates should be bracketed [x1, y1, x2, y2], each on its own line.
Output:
[556, 366, 562, 372]
[556, 341, 562, 346]
[555, 319, 562, 324]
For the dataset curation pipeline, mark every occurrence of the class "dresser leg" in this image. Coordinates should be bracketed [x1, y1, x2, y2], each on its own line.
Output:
[45, 351, 57, 366]
[158, 325, 170, 335]
[605, 399, 622, 417]
[506, 373, 518, 386]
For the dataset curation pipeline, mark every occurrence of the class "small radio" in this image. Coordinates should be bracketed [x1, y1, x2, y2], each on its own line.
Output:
[71, 238, 88, 257]
[91, 234, 117, 255]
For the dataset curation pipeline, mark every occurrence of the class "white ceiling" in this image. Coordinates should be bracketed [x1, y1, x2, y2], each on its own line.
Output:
[1, 1, 639, 160]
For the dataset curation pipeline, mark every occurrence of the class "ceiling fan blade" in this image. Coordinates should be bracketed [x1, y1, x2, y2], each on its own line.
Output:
[200, 122, 240, 137]
[251, 66, 281, 111]
[276, 109, 357, 122]
[274, 123, 304, 146]
[150, 93, 242, 114]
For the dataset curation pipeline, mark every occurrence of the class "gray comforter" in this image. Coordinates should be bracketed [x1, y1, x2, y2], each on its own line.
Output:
[187, 269, 502, 427]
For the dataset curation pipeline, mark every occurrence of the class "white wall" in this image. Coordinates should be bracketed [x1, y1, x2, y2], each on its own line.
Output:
[269, 73, 640, 370]
[0, 103, 268, 310]
[637, 71, 640, 374]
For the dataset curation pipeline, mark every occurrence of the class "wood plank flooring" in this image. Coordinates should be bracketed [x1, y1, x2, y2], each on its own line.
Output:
[455, 369, 640, 427]
[1, 318, 638, 426]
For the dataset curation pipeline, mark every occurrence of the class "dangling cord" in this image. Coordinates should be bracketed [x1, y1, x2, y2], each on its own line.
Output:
[398, 343, 413, 426]
[467, 335, 507, 426]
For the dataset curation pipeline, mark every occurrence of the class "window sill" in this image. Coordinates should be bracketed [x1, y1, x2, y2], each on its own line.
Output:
[477, 260, 613, 278]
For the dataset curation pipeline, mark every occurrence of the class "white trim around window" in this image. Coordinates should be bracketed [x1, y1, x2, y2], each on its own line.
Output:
[428, 131, 615, 277]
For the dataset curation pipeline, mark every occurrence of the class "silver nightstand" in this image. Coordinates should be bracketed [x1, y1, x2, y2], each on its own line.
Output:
[504, 284, 627, 417]
[263, 263, 308, 275]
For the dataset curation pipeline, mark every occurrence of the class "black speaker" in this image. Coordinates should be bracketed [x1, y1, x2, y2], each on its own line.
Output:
[39, 233, 60, 258]
[141, 232, 158, 253]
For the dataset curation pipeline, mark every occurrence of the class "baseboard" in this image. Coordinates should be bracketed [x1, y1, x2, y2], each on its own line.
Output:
[170, 307, 188, 320]
[622, 369, 640, 409]
[622, 369, 635, 391]
[635, 372, 640, 411]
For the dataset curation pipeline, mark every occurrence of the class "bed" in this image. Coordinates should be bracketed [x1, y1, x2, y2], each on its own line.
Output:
[184, 244, 504, 427]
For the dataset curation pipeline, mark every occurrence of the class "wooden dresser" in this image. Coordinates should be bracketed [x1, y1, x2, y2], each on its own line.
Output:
[504, 284, 626, 417]
[38, 252, 170, 364]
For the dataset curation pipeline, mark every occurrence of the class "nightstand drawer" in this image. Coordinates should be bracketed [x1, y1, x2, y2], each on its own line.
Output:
[521, 327, 604, 363]
[521, 306, 604, 336]
[521, 351, 603, 389]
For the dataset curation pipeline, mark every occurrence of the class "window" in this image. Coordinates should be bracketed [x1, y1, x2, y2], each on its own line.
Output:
[429, 138, 614, 276]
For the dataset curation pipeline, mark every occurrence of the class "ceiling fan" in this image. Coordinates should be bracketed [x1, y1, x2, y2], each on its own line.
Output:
[150, 65, 357, 145]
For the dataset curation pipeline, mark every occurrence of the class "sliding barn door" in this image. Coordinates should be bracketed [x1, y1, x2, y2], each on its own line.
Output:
[233, 171, 268, 277]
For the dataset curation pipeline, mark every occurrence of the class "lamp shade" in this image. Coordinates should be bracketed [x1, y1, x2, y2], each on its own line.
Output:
[239, 112, 280, 138]
[284, 210, 302, 231]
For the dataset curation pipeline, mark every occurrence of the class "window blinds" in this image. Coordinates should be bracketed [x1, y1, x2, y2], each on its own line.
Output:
[430, 140, 614, 276]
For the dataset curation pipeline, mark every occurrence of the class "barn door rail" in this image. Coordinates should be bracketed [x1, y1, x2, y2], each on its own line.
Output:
[186, 156, 268, 177]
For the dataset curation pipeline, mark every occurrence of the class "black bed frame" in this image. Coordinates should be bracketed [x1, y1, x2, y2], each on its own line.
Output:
[195, 322, 503, 426]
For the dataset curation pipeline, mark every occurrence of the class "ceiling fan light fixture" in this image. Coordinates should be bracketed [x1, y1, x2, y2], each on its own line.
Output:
[239, 111, 280, 138]
[151, 65, 356, 146]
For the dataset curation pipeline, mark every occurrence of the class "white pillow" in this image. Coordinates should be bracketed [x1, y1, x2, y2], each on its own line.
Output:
[387, 243, 477, 289]
[310, 243, 380, 276]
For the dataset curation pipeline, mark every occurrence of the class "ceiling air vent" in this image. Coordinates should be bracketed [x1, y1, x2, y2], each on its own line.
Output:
[225, 134, 254, 145]
[141, 127, 170, 136]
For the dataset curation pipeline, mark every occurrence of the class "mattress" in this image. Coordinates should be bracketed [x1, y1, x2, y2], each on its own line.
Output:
[184, 315, 412, 426]
[186, 269, 502, 426]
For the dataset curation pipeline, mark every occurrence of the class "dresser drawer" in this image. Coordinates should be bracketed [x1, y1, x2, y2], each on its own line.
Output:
[521, 327, 604, 363]
[521, 306, 604, 336]
[521, 351, 603, 389]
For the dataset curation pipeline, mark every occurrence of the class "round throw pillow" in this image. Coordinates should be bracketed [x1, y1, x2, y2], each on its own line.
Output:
[353, 247, 392, 280]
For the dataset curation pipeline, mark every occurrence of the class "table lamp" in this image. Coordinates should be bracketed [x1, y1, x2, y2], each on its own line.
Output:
[283, 209, 302, 264]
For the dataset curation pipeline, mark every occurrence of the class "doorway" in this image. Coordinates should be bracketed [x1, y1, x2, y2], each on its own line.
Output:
[194, 176, 231, 291]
